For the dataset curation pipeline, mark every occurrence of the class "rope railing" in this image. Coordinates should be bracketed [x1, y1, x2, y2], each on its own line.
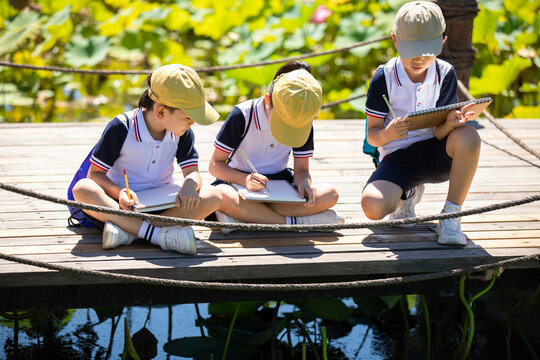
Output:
[457, 80, 540, 161]
[1, 182, 539, 232]
[0, 36, 391, 76]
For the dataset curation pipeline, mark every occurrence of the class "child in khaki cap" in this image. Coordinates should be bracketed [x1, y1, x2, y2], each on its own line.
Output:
[209, 61, 343, 233]
[69, 64, 222, 254]
[361, 1, 481, 246]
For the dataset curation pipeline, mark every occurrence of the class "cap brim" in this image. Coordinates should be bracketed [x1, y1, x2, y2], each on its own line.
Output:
[395, 35, 443, 59]
[270, 112, 312, 148]
[183, 101, 219, 125]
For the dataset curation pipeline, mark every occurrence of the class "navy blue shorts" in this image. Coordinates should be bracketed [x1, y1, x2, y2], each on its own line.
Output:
[211, 168, 295, 186]
[366, 136, 452, 197]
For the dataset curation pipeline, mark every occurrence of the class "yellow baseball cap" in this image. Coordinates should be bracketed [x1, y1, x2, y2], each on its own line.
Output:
[270, 69, 322, 148]
[148, 64, 219, 125]
[393, 1, 446, 59]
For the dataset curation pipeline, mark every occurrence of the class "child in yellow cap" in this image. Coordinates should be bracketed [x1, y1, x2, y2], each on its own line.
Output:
[361, 1, 481, 246]
[68, 64, 222, 254]
[209, 61, 343, 233]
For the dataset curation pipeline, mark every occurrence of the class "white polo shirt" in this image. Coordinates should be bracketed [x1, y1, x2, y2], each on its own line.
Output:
[89, 108, 198, 192]
[214, 97, 314, 175]
[365, 57, 458, 160]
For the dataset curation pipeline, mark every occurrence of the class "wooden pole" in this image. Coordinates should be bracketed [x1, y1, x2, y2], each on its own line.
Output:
[435, 0, 480, 100]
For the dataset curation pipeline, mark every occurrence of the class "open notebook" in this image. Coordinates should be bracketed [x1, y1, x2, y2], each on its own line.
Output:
[406, 97, 492, 131]
[231, 180, 306, 203]
[133, 183, 181, 213]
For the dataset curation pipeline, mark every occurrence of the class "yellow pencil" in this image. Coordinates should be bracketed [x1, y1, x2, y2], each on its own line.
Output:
[123, 169, 132, 200]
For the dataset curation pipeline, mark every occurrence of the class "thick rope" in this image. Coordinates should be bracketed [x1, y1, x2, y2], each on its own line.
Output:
[1, 182, 539, 231]
[0, 250, 537, 291]
[457, 80, 540, 161]
[0, 36, 390, 76]
[320, 93, 366, 109]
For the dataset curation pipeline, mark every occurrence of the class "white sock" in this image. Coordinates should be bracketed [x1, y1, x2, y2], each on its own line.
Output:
[443, 200, 462, 213]
[286, 216, 297, 225]
[138, 221, 162, 245]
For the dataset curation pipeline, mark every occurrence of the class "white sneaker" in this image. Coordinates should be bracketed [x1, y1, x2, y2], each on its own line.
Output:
[436, 203, 467, 246]
[157, 226, 197, 255]
[215, 210, 243, 235]
[102, 222, 137, 249]
[388, 184, 425, 227]
[296, 209, 345, 226]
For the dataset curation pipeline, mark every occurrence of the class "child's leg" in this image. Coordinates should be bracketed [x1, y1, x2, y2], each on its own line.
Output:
[72, 178, 143, 235]
[157, 185, 222, 225]
[361, 180, 403, 220]
[216, 184, 287, 224]
[446, 126, 481, 205]
[267, 184, 339, 217]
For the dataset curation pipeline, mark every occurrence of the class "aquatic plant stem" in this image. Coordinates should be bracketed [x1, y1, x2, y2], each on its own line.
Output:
[287, 322, 294, 357]
[294, 319, 322, 360]
[511, 319, 540, 360]
[419, 295, 431, 360]
[321, 326, 328, 360]
[271, 300, 281, 360]
[222, 302, 240, 360]
[454, 273, 497, 360]
[458, 275, 474, 360]
[400, 296, 411, 360]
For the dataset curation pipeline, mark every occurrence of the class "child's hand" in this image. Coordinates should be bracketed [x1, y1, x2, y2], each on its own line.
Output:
[245, 173, 268, 191]
[297, 180, 315, 207]
[447, 102, 476, 128]
[178, 184, 200, 211]
[119, 188, 137, 210]
[386, 117, 410, 141]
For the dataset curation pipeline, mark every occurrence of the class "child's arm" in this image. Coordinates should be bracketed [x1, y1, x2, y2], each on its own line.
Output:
[87, 164, 137, 210]
[178, 166, 202, 210]
[293, 157, 315, 207]
[209, 148, 268, 191]
[366, 115, 410, 147]
[433, 102, 476, 139]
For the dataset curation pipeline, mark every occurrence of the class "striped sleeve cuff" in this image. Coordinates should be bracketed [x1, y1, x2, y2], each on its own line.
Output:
[214, 140, 233, 154]
[179, 159, 198, 169]
[89, 156, 111, 171]
[365, 107, 387, 119]
[292, 150, 313, 158]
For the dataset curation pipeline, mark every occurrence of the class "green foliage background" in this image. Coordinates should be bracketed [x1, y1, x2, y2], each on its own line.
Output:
[0, 0, 538, 123]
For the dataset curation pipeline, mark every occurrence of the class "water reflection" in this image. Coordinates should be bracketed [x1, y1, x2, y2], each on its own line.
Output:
[1, 281, 539, 359]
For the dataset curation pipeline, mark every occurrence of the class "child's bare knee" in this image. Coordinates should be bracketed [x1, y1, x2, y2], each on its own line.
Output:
[72, 178, 97, 200]
[453, 126, 481, 150]
[361, 196, 386, 220]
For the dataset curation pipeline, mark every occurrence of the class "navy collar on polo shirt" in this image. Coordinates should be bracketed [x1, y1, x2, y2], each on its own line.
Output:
[133, 107, 177, 143]
[252, 97, 270, 131]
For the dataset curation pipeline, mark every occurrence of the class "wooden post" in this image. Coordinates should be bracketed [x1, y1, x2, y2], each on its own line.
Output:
[435, 0, 479, 99]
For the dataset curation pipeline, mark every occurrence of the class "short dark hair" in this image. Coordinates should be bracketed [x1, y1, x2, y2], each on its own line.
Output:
[268, 61, 312, 107]
[137, 73, 175, 113]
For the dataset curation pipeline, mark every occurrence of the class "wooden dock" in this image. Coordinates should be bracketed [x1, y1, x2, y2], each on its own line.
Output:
[1, 118, 539, 309]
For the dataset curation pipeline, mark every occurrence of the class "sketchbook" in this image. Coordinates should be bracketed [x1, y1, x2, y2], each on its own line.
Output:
[133, 183, 181, 213]
[405, 97, 492, 131]
[231, 180, 307, 204]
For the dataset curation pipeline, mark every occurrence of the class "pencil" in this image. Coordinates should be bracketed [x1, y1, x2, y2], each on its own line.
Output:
[382, 94, 398, 120]
[239, 148, 259, 174]
[123, 169, 132, 201]
[238, 148, 268, 191]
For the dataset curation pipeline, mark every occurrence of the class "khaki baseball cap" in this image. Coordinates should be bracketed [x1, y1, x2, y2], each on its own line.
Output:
[148, 64, 219, 125]
[393, 1, 446, 59]
[270, 69, 322, 148]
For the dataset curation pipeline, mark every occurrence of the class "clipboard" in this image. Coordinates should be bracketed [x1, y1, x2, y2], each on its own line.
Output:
[133, 183, 181, 213]
[231, 180, 307, 204]
[405, 97, 492, 131]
